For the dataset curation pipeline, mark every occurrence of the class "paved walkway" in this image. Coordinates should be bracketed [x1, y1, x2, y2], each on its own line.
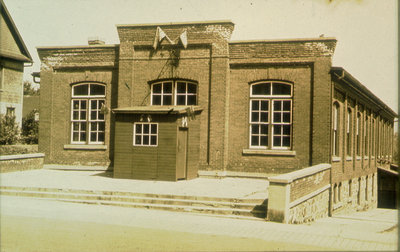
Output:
[1, 195, 398, 251]
[0, 169, 269, 199]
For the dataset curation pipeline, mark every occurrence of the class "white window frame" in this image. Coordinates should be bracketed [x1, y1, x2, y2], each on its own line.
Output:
[150, 80, 197, 106]
[133, 123, 158, 147]
[249, 81, 293, 150]
[71, 83, 106, 145]
[332, 102, 340, 157]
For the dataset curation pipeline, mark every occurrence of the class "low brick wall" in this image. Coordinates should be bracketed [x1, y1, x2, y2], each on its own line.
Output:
[0, 153, 45, 173]
[267, 163, 331, 224]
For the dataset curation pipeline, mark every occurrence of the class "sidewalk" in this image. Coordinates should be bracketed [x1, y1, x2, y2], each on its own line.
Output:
[0, 168, 269, 199]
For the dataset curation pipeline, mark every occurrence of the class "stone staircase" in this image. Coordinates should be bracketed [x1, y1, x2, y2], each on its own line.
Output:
[0, 186, 268, 219]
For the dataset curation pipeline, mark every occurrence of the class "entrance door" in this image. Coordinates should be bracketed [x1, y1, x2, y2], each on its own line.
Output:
[176, 127, 188, 180]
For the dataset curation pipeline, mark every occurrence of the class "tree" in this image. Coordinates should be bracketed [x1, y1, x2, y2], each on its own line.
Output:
[23, 81, 40, 96]
[21, 109, 39, 144]
[0, 115, 20, 145]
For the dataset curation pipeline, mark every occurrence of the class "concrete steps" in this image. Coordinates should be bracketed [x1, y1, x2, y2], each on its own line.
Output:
[0, 186, 268, 219]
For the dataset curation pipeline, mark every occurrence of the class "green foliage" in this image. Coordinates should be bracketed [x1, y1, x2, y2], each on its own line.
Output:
[0, 114, 20, 145]
[22, 109, 39, 144]
[23, 81, 40, 96]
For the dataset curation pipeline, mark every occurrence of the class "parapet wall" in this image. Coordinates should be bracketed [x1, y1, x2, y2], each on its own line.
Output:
[0, 153, 45, 173]
[267, 163, 331, 224]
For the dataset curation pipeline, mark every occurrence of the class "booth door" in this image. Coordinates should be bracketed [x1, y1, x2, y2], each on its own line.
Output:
[176, 128, 188, 180]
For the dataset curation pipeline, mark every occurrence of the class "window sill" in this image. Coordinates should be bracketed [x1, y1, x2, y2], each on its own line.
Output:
[242, 149, 296, 156]
[356, 156, 361, 161]
[332, 156, 341, 162]
[346, 156, 353, 161]
[64, 144, 107, 150]
[364, 156, 369, 160]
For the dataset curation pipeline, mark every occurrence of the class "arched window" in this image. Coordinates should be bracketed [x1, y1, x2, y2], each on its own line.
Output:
[151, 80, 197, 106]
[249, 81, 292, 149]
[346, 108, 352, 156]
[356, 112, 361, 156]
[332, 102, 340, 157]
[364, 114, 369, 157]
[371, 118, 375, 156]
[71, 83, 105, 144]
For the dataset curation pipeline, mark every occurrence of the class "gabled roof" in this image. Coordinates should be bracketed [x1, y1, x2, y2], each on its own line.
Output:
[330, 67, 397, 118]
[0, 0, 32, 62]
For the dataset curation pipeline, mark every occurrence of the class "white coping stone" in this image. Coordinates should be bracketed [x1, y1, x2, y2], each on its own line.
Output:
[268, 163, 331, 184]
[0, 153, 45, 161]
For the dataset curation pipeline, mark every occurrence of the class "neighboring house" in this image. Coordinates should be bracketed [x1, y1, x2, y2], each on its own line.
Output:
[37, 21, 396, 211]
[0, 0, 33, 127]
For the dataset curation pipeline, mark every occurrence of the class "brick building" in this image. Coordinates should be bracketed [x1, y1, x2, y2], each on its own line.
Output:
[0, 0, 32, 127]
[37, 20, 396, 209]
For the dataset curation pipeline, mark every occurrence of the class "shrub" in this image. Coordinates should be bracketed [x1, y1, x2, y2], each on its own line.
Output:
[22, 109, 39, 144]
[0, 114, 20, 145]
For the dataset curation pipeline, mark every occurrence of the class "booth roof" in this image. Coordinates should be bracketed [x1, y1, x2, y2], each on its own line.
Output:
[112, 106, 203, 114]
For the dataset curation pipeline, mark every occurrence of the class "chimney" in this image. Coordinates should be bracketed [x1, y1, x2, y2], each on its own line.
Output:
[88, 36, 105, 45]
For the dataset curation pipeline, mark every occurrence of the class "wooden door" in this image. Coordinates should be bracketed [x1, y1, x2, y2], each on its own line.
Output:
[176, 128, 188, 180]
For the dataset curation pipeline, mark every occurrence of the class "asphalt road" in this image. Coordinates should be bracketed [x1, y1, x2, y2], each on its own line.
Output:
[0, 196, 331, 252]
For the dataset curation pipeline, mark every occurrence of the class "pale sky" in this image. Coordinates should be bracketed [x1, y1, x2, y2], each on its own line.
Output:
[4, 0, 398, 113]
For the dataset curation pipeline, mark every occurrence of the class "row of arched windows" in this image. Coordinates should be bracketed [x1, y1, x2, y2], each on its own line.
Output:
[332, 101, 393, 161]
[69, 80, 294, 149]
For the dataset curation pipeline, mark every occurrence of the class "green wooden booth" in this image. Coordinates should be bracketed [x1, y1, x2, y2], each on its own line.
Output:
[112, 106, 202, 181]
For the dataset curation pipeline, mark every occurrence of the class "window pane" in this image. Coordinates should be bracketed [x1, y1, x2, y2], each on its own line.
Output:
[176, 95, 186, 105]
[273, 136, 281, 146]
[90, 132, 97, 142]
[81, 100, 87, 109]
[251, 125, 259, 134]
[91, 122, 97, 131]
[98, 132, 104, 142]
[283, 125, 291, 135]
[143, 124, 149, 133]
[81, 122, 86, 131]
[151, 124, 157, 134]
[80, 132, 86, 141]
[187, 95, 196, 105]
[73, 111, 79, 120]
[251, 136, 259, 146]
[177, 82, 186, 93]
[260, 112, 268, 122]
[136, 124, 142, 134]
[260, 136, 268, 146]
[163, 83, 172, 93]
[73, 100, 79, 109]
[153, 84, 162, 93]
[90, 85, 105, 96]
[252, 100, 259, 110]
[273, 83, 291, 95]
[91, 100, 97, 109]
[251, 112, 259, 122]
[73, 122, 79, 131]
[163, 95, 172, 105]
[73, 85, 88, 96]
[98, 113, 104, 120]
[151, 136, 157, 145]
[283, 101, 291, 111]
[283, 113, 290, 123]
[80, 111, 86, 120]
[261, 101, 268, 111]
[73, 133, 79, 141]
[152, 95, 161, 105]
[91, 111, 97, 120]
[273, 113, 281, 122]
[261, 125, 268, 135]
[283, 137, 290, 147]
[143, 135, 149, 145]
[135, 135, 141, 145]
[252, 83, 270, 95]
[274, 101, 281, 111]
[99, 122, 105, 131]
[188, 84, 196, 93]
[274, 125, 281, 135]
